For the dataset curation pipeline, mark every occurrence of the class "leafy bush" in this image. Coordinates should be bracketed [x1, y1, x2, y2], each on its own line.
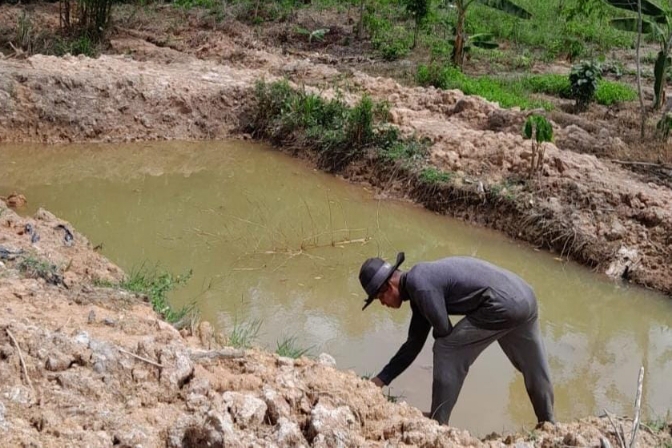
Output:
[569, 60, 602, 111]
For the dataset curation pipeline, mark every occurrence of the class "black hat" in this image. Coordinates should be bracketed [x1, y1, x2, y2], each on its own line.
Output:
[359, 252, 405, 311]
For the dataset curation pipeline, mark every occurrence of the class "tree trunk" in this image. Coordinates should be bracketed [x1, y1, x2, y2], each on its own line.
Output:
[636, 0, 646, 139]
[451, 5, 466, 68]
[653, 50, 668, 110]
[413, 20, 419, 49]
[357, 0, 365, 40]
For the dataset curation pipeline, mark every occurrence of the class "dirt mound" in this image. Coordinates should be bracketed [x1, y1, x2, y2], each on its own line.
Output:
[1, 201, 670, 447]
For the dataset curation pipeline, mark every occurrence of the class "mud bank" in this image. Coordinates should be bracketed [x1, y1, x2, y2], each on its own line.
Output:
[0, 7, 670, 296]
[1, 200, 670, 447]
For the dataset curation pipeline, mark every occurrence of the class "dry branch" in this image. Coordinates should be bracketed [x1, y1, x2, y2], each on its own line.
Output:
[6, 328, 34, 391]
[117, 347, 164, 368]
[629, 366, 645, 448]
[189, 348, 245, 361]
[604, 410, 627, 448]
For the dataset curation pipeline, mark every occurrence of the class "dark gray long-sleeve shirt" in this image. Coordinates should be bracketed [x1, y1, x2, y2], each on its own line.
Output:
[376, 256, 538, 385]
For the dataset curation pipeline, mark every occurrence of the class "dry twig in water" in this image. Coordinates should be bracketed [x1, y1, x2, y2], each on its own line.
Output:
[629, 366, 645, 447]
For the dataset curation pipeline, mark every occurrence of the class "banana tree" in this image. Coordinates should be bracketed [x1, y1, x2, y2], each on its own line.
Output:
[450, 0, 531, 69]
[447, 32, 500, 61]
[603, 0, 670, 109]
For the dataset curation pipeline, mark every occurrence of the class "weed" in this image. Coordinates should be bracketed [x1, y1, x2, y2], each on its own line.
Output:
[275, 335, 313, 358]
[120, 264, 195, 324]
[54, 35, 96, 57]
[228, 317, 262, 348]
[18, 255, 63, 285]
[419, 167, 452, 184]
[16, 10, 33, 53]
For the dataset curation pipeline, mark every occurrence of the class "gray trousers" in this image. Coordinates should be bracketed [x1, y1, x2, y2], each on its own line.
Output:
[430, 315, 555, 425]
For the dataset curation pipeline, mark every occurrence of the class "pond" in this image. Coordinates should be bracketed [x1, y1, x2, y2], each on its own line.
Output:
[1, 140, 671, 436]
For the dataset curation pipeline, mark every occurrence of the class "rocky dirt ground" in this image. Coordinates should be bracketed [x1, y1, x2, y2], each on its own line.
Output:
[2, 200, 671, 447]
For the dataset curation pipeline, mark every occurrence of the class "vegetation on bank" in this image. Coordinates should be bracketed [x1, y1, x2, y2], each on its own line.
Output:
[416, 65, 637, 110]
[249, 79, 432, 173]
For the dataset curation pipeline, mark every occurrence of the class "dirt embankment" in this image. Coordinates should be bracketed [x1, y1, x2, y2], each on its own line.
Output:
[1, 200, 670, 447]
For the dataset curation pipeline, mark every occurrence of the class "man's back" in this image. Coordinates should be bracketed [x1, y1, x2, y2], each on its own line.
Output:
[405, 256, 537, 330]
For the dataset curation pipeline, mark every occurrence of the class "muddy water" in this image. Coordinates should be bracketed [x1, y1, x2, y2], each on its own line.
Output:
[1, 141, 671, 436]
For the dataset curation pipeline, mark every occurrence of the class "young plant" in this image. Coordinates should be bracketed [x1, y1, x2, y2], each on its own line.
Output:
[569, 60, 602, 112]
[522, 115, 553, 179]
[228, 317, 262, 348]
[403, 0, 430, 48]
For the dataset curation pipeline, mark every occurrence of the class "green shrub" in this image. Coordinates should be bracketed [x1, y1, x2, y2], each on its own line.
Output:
[570, 60, 602, 111]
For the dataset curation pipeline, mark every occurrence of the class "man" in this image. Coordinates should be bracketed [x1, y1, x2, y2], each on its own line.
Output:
[359, 252, 555, 426]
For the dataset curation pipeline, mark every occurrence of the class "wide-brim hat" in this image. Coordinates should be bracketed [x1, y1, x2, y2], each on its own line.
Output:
[358, 252, 405, 311]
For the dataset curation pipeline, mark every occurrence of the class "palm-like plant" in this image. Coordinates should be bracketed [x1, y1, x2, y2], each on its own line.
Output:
[603, 0, 670, 109]
[449, 0, 532, 68]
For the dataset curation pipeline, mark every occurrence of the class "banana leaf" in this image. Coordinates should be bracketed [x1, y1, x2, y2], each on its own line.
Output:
[472, 40, 499, 49]
[475, 0, 531, 19]
[603, 0, 665, 18]
[610, 17, 655, 33]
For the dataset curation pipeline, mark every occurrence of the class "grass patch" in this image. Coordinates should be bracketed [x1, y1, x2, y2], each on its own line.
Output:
[419, 167, 452, 184]
[120, 264, 195, 324]
[250, 79, 427, 172]
[228, 317, 262, 348]
[417, 64, 553, 110]
[18, 255, 63, 285]
[275, 335, 313, 358]
[417, 66, 636, 108]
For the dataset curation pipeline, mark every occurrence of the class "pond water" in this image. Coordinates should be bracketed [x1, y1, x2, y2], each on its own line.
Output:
[1, 140, 671, 436]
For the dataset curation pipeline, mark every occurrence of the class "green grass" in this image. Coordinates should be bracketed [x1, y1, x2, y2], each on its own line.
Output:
[417, 66, 636, 109]
[228, 317, 262, 348]
[417, 65, 553, 110]
[119, 264, 195, 324]
[419, 167, 452, 184]
[465, 0, 633, 54]
[275, 335, 313, 358]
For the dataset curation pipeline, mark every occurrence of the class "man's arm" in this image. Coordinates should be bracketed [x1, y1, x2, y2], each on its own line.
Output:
[374, 302, 431, 386]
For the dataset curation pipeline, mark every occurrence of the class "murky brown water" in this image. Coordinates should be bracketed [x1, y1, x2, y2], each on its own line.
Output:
[1, 141, 671, 436]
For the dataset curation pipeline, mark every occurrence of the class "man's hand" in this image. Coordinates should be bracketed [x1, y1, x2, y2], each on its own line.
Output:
[371, 376, 385, 388]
